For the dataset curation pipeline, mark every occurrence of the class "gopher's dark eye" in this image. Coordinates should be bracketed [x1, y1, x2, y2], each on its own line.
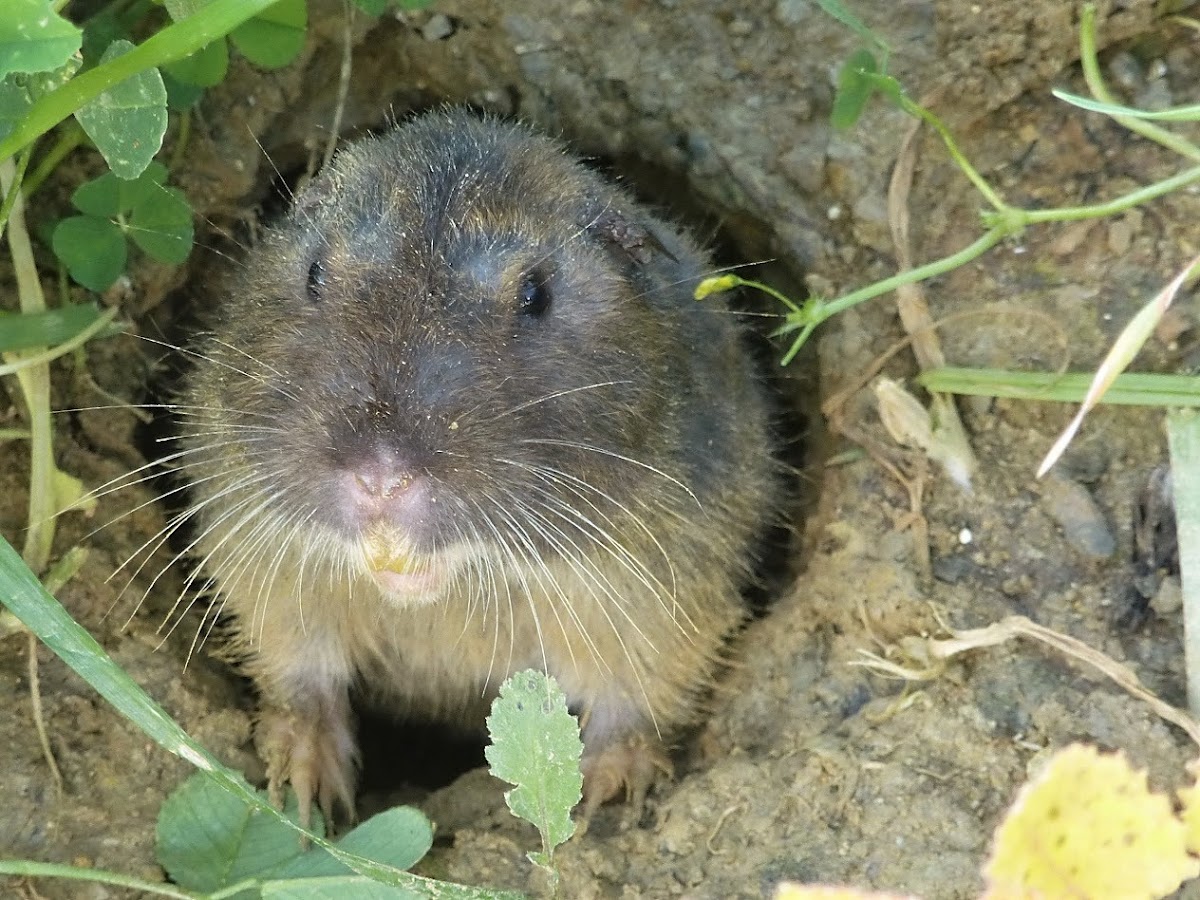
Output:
[518, 271, 552, 318]
[306, 256, 326, 303]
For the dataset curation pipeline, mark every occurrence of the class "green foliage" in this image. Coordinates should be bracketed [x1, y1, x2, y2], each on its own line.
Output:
[0, 0, 415, 286]
[831, 49, 878, 129]
[0, 0, 321, 176]
[161, 0, 307, 77]
[0, 302, 109, 353]
[158, 772, 327, 893]
[0, 58, 80, 141]
[713, 1, 1200, 363]
[354, 0, 394, 13]
[485, 669, 583, 880]
[0, 0, 81, 80]
[79, 8, 131, 67]
[230, 0, 308, 70]
[51, 215, 126, 290]
[157, 772, 432, 898]
[74, 40, 168, 177]
[163, 39, 230, 89]
[0, 0, 406, 261]
[52, 163, 193, 290]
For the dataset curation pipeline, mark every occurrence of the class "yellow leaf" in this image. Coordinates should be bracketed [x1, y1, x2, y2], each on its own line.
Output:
[774, 886, 919, 900]
[54, 466, 95, 517]
[984, 744, 1199, 900]
[1177, 773, 1200, 854]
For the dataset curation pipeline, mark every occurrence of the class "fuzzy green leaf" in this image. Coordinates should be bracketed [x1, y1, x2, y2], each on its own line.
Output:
[129, 185, 194, 264]
[74, 39, 168, 179]
[0, 0, 82, 80]
[52, 216, 127, 291]
[485, 670, 582, 868]
[230, 0, 307, 70]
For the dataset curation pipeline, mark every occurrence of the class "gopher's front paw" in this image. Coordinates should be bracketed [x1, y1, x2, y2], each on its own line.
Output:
[579, 732, 673, 828]
[257, 696, 358, 831]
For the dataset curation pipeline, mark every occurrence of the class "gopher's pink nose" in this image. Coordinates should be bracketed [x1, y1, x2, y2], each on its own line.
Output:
[352, 469, 414, 501]
[341, 454, 430, 530]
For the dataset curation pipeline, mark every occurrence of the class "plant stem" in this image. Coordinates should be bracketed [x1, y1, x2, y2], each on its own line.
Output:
[1019, 163, 1200, 223]
[0, 0, 282, 164]
[1, 160, 55, 574]
[781, 153, 1200, 359]
[779, 226, 1010, 354]
[0, 860, 197, 899]
[1077, 3, 1200, 163]
[899, 96, 1006, 210]
[0, 145, 35, 240]
[828, 226, 1008, 320]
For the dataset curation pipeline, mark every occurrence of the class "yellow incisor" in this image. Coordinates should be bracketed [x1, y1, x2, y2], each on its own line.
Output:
[363, 523, 413, 576]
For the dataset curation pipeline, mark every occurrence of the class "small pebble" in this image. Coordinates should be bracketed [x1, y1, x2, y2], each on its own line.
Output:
[728, 18, 753, 36]
[1151, 575, 1183, 616]
[774, 0, 806, 25]
[1039, 472, 1115, 559]
[421, 14, 454, 41]
[932, 554, 973, 584]
[1106, 218, 1134, 255]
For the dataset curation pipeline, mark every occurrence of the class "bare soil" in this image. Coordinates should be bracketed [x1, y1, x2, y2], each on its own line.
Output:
[4, 0, 1200, 897]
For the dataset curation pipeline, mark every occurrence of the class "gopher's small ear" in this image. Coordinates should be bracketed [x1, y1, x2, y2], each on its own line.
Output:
[291, 168, 338, 217]
[588, 208, 677, 265]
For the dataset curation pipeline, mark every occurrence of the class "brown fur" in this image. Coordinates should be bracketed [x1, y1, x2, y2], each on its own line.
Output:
[180, 110, 778, 824]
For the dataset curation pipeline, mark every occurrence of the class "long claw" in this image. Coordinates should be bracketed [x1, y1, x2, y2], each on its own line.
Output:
[578, 734, 672, 833]
[256, 697, 358, 842]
